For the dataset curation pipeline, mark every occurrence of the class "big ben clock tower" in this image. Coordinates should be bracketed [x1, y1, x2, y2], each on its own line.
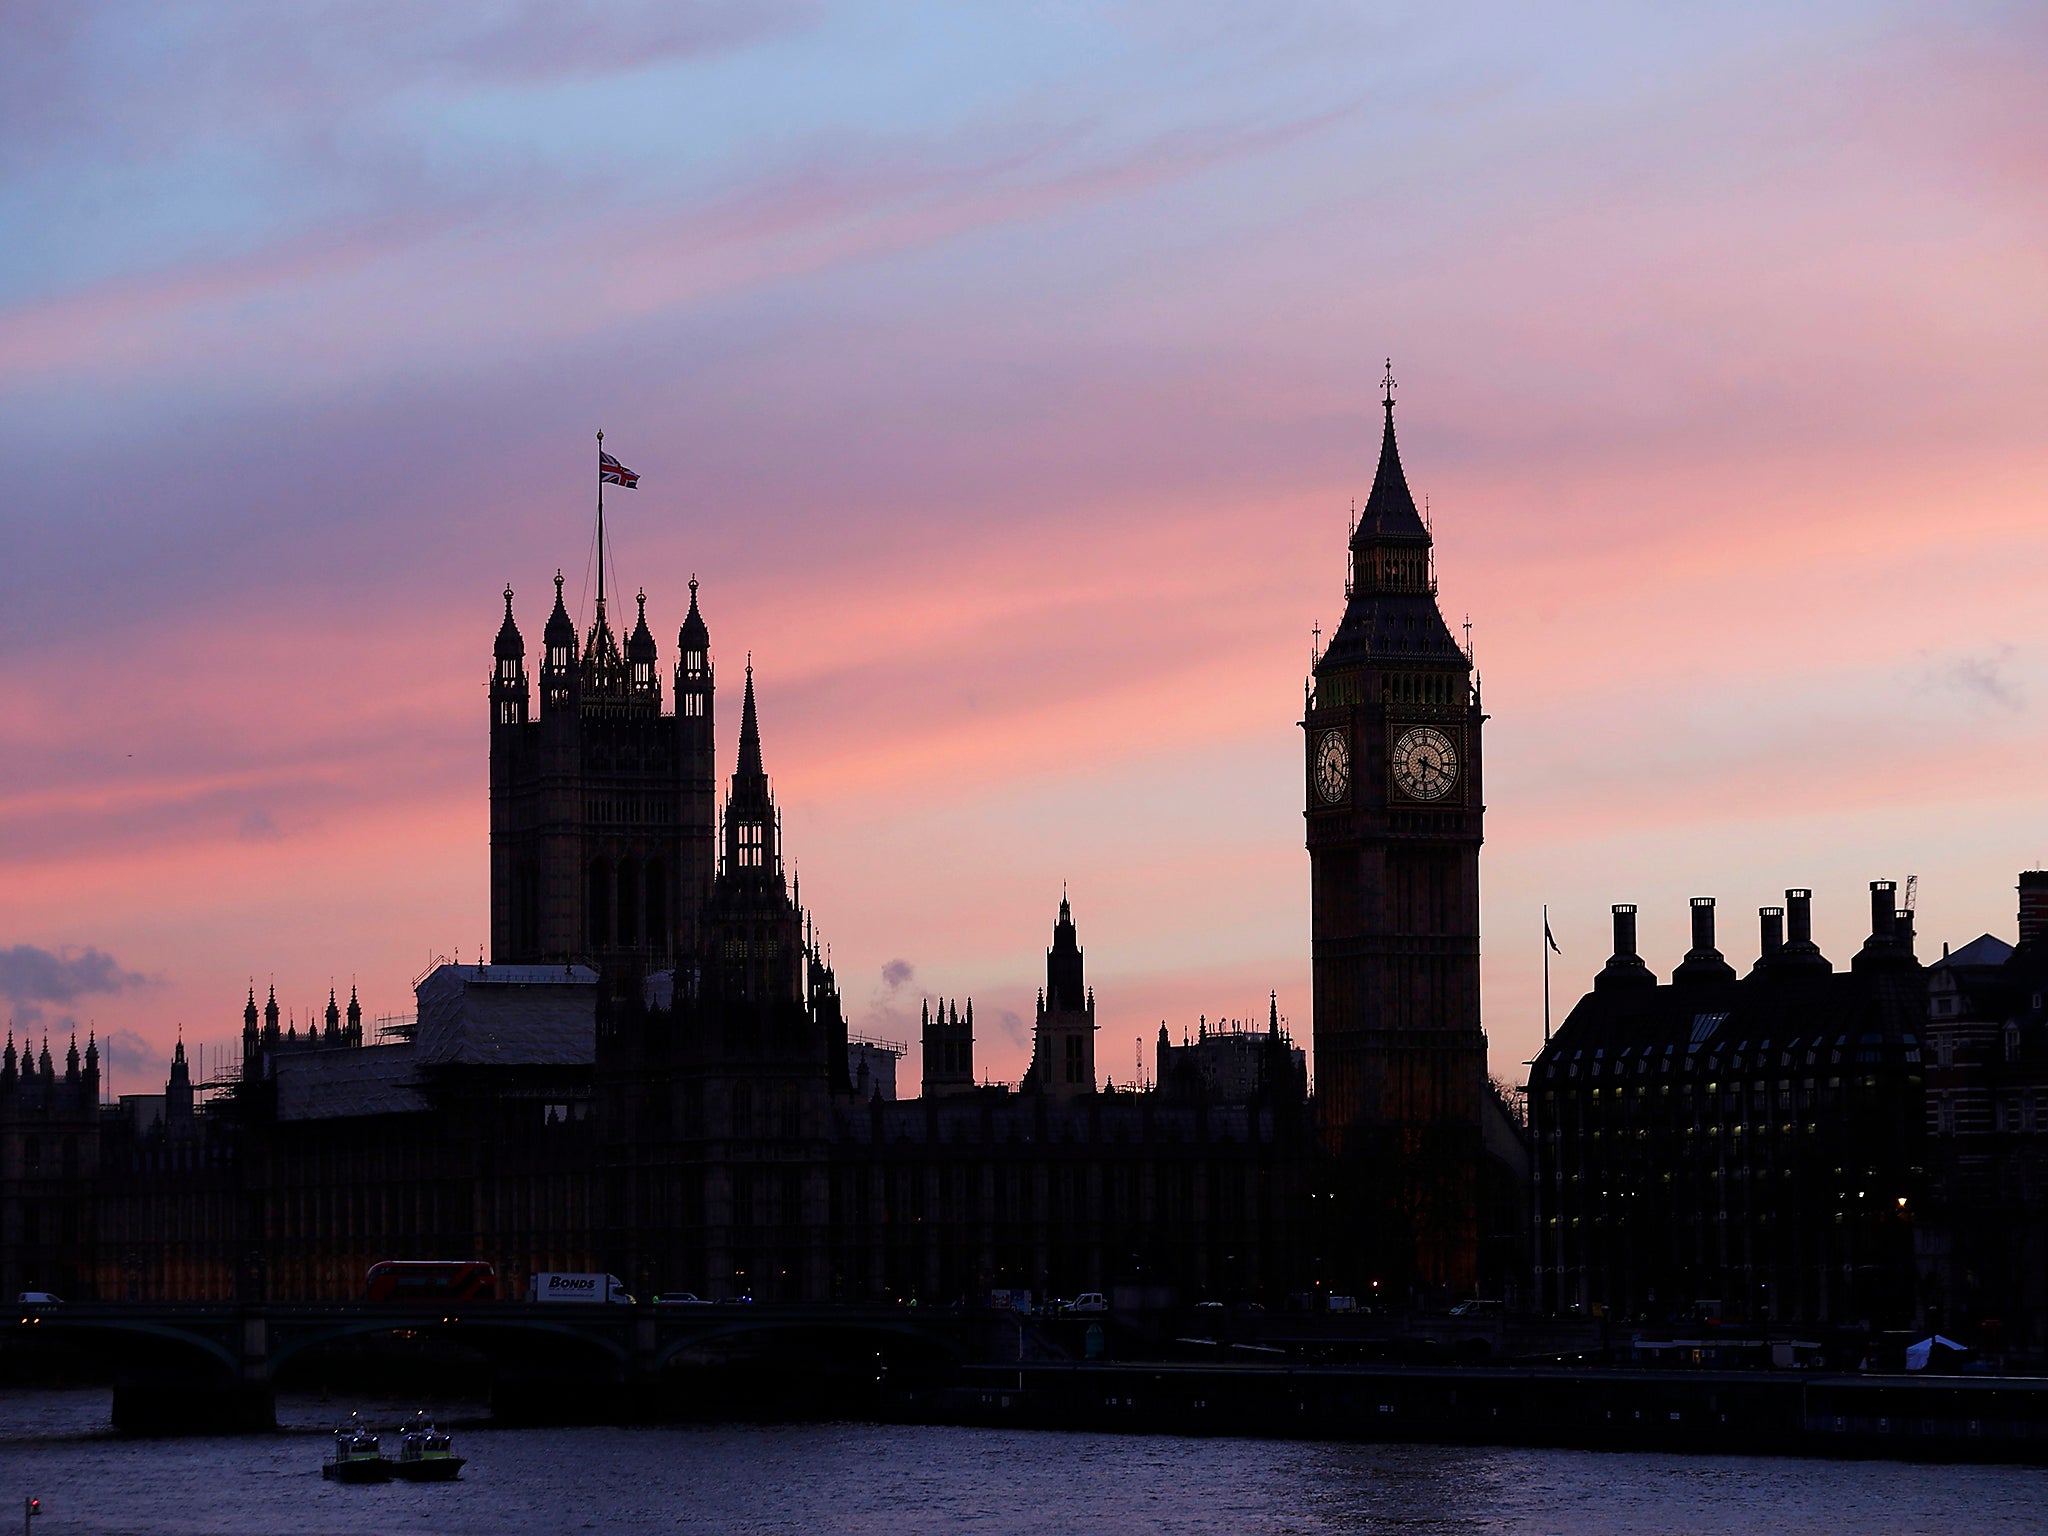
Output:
[1304, 363, 1485, 1293]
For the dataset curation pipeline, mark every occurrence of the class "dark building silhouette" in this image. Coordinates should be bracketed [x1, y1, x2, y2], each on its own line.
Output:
[1917, 871, 2048, 1351]
[1024, 895, 1096, 1097]
[489, 560, 716, 971]
[1304, 368, 1487, 1293]
[0, 1032, 100, 1300]
[921, 999, 976, 1097]
[1531, 885, 1929, 1327]
[2, 522, 1320, 1311]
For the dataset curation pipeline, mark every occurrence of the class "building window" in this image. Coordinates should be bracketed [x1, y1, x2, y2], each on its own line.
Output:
[738, 821, 764, 868]
[684, 648, 706, 677]
[1064, 1034, 1084, 1084]
[683, 692, 705, 717]
[632, 660, 653, 690]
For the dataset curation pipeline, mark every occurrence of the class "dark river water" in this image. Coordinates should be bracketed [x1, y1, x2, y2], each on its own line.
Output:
[3, 1389, 2045, 1535]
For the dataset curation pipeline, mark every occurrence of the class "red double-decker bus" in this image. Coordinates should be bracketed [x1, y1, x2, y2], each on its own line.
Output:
[363, 1260, 497, 1303]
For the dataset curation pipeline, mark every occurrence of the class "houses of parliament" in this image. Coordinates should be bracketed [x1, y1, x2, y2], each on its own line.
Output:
[1, 392, 1524, 1310]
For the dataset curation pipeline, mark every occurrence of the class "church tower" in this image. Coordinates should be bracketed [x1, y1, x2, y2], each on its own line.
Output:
[1303, 365, 1486, 1292]
[1025, 893, 1096, 1096]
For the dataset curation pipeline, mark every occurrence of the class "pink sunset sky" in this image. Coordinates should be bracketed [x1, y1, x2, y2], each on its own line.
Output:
[3, 3, 2045, 1095]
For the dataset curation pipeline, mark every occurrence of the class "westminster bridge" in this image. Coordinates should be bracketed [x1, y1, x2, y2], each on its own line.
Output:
[6, 1300, 987, 1431]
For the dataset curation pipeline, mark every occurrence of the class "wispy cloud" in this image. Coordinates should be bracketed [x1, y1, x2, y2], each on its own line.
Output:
[1919, 645, 2026, 714]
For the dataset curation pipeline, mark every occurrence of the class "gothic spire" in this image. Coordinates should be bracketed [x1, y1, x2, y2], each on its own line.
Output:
[1353, 359, 1427, 543]
[737, 658, 764, 779]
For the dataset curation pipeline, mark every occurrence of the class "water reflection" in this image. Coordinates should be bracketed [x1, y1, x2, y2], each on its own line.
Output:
[2, 1390, 2043, 1536]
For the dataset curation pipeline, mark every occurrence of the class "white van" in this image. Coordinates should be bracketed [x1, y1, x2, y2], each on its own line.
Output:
[527, 1272, 632, 1305]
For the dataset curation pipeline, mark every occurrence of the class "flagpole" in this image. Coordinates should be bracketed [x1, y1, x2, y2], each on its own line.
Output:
[595, 428, 606, 619]
[1542, 903, 1552, 1043]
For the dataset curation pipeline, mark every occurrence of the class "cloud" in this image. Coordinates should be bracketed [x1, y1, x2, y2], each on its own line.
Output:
[1920, 646, 2025, 714]
[97, 1026, 159, 1080]
[0, 0, 822, 171]
[239, 808, 283, 842]
[0, 944, 149, 1010]
[880, 958, 913, 989]
[995, 1008, 1030, 1048]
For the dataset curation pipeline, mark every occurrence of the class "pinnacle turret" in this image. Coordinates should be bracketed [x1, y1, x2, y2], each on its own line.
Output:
[495, 585, 524, 660]
[628, 590, 657, 663]
[543, 571, 575, 657]
[679, 576, 708, 649]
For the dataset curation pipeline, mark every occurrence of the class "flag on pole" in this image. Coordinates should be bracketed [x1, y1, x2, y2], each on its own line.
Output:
[598, 450, 639, 488]
[1544, 916, 1561, 954]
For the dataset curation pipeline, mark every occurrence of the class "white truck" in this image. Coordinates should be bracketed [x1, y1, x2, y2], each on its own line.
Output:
[528, 1272, 633, 1305]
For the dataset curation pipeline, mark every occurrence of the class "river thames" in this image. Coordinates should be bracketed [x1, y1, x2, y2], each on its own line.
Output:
[3, 1389, 2045, 1535]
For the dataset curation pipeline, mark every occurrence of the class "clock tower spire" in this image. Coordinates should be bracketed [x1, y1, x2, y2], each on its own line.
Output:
[1303, 364, 1486, 1294]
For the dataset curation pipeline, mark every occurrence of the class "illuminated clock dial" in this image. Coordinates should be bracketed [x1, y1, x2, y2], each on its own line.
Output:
[1391, 725, 1459, 801]
[1314, 729, 1351, 804]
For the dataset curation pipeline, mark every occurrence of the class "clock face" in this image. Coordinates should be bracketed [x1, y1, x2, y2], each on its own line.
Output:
[1314, 729, 1351, 804]
[1391, 725, 1459, 802]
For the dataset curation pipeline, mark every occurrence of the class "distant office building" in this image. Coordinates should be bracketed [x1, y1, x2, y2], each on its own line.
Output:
[1531, 885, 1929, 1327]
[1917, 872, 2048, 1350]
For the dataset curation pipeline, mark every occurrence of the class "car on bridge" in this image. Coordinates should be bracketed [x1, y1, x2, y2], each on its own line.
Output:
[17, 1292, 64, 1306]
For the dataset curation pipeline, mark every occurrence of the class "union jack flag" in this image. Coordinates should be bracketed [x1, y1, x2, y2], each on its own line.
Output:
[598, 450, 639, 488]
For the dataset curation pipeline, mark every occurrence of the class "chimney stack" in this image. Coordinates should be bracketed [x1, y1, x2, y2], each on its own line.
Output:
[1787, 889, 1813, 947]
[1777, 887, 1832, 973]
[1595, 903, 1656, 991]
[1759, 905, 1784, 960]
[1691, 896, 1717, 955]
[1854, 880, 1914, 973]
[1674, 896, 1735, 986]
[2020, 872, 2048, 948]
[1614, 904, 1639, 960]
